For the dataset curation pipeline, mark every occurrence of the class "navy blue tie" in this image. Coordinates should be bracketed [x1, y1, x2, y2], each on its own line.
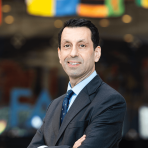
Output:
[60, 90, 74, 124]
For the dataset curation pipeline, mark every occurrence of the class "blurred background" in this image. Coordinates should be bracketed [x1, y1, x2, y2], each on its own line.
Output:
[0, 0, 148, 147]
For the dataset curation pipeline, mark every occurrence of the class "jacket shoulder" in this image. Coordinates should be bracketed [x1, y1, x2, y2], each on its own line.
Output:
[98, 82, 126, 103]
[91, 81, 126, 122]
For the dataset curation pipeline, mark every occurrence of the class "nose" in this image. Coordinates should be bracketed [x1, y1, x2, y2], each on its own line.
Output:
[70, 46, 78, 57]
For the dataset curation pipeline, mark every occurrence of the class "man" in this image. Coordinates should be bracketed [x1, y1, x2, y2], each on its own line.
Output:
[27, 18, 126, 148]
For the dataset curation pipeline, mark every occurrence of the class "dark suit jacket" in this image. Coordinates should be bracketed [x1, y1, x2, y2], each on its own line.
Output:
[28, 75, 126, 148]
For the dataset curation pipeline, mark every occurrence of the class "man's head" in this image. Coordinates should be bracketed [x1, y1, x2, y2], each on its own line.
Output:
[58, 18, 101, 86]
[58, 18, 99, 50]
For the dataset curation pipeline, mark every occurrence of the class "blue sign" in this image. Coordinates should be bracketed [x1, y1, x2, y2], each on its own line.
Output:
[10, 88, 51, 128]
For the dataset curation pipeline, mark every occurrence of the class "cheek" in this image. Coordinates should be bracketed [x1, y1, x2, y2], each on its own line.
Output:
[60, 53, 66, 61]
[84, 51, 94, 62]
[60, 54, 68, 66]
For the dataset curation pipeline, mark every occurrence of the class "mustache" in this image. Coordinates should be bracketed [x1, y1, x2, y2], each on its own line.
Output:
[65, 57, 83, 63]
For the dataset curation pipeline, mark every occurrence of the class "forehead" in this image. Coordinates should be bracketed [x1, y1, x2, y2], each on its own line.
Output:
[61, 27, 92, 42]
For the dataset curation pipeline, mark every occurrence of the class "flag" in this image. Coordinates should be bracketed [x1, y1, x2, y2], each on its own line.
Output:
[105, 0, 125, 17]
[26, 0, 55, 17]
[136, 0, 148, 8]
[77, 0, 108, 18]
[55, 0, 79, 16]
[26, 0, 125, 18]
[77, 0, 124, 18]
[142, 0, 148, 8]
[26, 0, 79, 17]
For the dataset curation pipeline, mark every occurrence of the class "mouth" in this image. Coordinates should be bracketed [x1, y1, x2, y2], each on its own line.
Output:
[67, 61, 81, 67]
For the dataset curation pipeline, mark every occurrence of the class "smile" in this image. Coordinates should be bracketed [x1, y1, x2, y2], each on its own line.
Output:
[69, 62, 80, 65]
[67, 61, 81, 67]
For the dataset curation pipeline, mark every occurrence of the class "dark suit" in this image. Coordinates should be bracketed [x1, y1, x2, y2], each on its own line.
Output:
[28, 75, 126, 148]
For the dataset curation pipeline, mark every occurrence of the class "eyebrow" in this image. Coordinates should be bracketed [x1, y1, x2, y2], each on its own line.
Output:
[78, 39, 86, 42]
[61, 40, 70, 43]
[62, 39, 87, 43]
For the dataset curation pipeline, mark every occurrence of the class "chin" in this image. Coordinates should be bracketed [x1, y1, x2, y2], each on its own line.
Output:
[67, 72, 82, 78]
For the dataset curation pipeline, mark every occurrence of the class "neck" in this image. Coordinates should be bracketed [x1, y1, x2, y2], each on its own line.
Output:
[69, 69, 95, 88]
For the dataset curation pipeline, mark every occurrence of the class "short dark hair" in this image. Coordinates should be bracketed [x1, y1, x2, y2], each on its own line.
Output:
[58, 18, 99, 50]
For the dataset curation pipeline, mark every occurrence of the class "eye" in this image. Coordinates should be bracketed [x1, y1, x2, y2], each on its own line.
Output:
[80, 44, 85, 47]
[64, 44, 70, 48]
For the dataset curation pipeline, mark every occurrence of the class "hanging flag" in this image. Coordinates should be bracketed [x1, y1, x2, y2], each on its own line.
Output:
[142, 0, 148, 8]
[26, 0, 55, 17]
[26, 0, 125, 18]
[136, 0, 148, 8]
[0, 0, 2, 25]
[105, 0, 124, 17]
[26, 0, 79, 17]
[77, 0, 108, 18]
[77, 0, 124, 18]
[55, 0, 79, 16]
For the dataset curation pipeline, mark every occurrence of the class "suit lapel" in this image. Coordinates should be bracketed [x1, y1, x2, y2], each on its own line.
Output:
[54, 89, 90, 145]
[86, 75, 103, 100]
[52, 94, 65, 138]
[54, 75, 103, 145]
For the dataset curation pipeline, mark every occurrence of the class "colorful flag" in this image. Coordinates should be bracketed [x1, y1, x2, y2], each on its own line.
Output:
[77, 4, 108, 18]
[26, 0, 79, 17]
[77, 0, 108, 18]
[26, 0, 54, 17]
[141, 0, 148, 8]
[105, 0, 125, 17]
[26, 0, 125, 18]
[55, 0, 79, 16]
[136, 0, 148, 8]
[77, 0, 124, 18]
[0, 0, 2, 25]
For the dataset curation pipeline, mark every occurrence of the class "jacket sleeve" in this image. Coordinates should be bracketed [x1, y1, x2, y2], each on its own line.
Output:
[78, 94, 126, 148]
[27, 124, 71, 148]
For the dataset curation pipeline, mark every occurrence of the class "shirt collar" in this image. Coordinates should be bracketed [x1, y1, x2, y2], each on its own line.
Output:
[67, 71, 97, 95]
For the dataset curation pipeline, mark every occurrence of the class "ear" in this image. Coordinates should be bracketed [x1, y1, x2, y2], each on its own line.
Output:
[58, 47, 61, 64]
[94, 46, 101, 62]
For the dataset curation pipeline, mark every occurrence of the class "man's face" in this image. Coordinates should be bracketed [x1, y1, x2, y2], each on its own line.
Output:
[58, 27, 101, 80]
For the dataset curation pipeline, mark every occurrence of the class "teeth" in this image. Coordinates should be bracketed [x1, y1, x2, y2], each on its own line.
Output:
[69, 62, 79, 65]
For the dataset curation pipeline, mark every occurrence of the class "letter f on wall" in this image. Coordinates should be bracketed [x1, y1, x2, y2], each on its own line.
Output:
[10, 89, 32, 127]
